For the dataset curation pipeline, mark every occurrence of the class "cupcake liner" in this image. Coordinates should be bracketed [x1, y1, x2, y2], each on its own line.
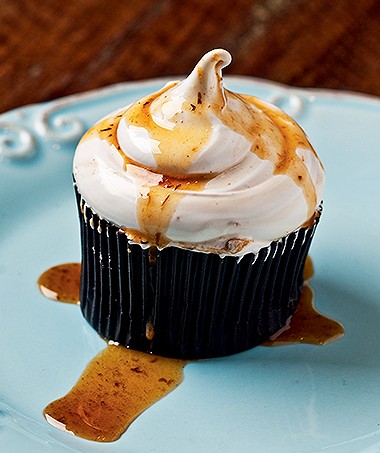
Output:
[75, 186, 320, 359]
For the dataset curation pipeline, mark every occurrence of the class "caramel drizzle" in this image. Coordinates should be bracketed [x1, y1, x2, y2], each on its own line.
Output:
[125, 84, 213, 176]
[81, 81, 322, 248]
[251, 95, 321, 219]
[223, 92, 321, 221]
[80, 90, 210, 248]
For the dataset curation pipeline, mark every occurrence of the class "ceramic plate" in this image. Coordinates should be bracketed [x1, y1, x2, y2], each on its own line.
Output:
[1, 77, 380, 453]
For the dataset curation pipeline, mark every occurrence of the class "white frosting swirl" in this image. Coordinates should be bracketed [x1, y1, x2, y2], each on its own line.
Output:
[73, 49, 325, 256]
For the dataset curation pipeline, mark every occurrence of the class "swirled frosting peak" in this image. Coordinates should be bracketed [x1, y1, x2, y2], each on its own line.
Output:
[73, 49, 325, 256]
[117, 48, 252, 177]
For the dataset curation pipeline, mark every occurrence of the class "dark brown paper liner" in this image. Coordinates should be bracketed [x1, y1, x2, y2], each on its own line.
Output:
[75, 186, 320, 359]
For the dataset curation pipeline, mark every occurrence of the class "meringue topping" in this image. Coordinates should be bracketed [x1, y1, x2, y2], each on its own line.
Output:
[73, 49, 325, 255]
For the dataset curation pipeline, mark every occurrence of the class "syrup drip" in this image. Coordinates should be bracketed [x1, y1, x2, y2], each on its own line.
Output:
[303, 253, 314, 281]
[44, 345, 185, 442]
[38, 256, 343, 442]
[79, 52, 322, 249]
[241, 94, 320, 220]
[263, 284, 344, 346]
[263, 256, 344, 346]
[37, 263, 81, 304]
[80, 111, 208, 249]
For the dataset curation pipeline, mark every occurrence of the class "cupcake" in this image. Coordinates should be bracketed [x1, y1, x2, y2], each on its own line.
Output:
[73, 49, 324, 359]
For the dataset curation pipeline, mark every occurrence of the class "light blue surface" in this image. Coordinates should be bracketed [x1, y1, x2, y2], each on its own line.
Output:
[1, 77, 380, 453]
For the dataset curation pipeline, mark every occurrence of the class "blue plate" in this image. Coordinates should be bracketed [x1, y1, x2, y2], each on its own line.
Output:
[1, 77, 380, 452]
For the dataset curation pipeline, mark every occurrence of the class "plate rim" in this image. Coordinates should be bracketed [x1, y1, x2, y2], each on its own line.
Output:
[1, 74, 380, 118]
[1, 75, 380, 453]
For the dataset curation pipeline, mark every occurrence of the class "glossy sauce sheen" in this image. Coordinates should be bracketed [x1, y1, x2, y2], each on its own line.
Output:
[38, 257, 343, 442]
[82, 111, 208, 248]
[124, 84, 321, 223]
[125, 83, 213, 176]
[37, 263, 81, 303]
[264, 256, 344, 345]
[44, 345, 185, 442]
[241, 94, 319, 220]
[124, 85, 318, 235]
[263, 285, 344, 345]
[81, 77, 321, 248]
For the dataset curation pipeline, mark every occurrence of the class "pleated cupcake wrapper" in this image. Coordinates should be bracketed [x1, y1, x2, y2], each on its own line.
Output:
[75, 187, 320, 359]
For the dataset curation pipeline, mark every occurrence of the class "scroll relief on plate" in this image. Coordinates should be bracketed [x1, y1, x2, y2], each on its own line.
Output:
[0, 85, 124, 162]
[0, 86, 307, 162]
[0, 122, 36, 160]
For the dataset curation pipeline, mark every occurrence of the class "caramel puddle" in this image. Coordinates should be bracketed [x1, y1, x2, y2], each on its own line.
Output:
[44, 345, 185, 442]
[38, 263, 186, 442]
[263, 256, 344, 346]
[37, 263, 80, 304]
[263, 284, 344, 346]
[38, 255, 343, 443]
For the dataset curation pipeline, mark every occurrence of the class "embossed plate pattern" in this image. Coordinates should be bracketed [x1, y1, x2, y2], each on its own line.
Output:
[1, 77, 380, 452]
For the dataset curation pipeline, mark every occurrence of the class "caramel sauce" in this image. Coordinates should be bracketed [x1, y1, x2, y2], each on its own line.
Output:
[44, 345, 185, 442]
[135, 176, 207, 248]
[264, 256, 344, 346]
[80, 100, 208, 249]
[79, 71, 322, 249]
[229, 93, 319, 221]
[37, 263, 80, 304]
[126, 88, 212, 176]
[122, 86, 213, 247]
[264, 284, 344, 346]
[303, 254, 314, 281]
[38, 255, 343, 442]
